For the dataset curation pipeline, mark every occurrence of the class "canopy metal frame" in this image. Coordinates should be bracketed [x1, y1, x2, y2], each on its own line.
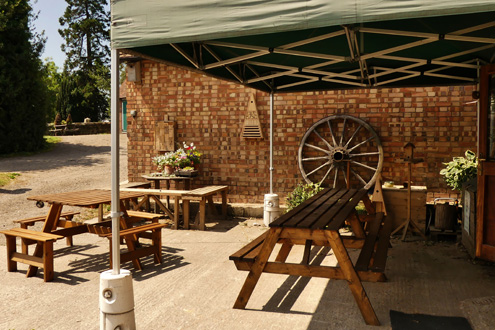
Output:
[122, 19, 495, 93]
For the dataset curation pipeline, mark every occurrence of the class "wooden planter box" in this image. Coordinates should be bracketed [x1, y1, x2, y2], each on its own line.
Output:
[176, 170, 198, 177]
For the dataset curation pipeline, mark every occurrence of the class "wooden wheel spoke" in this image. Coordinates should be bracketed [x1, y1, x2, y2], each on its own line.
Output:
[303, 156, 330, 161]
[332, 167, 339, 188]
[350, 168, 368, 186]
[351, 160, 377, 172]
[344, 124, 363, 148]
[319, 164, 335, 185]
[339, 118, 347, 146]
[341, 166, 348, 186]
[349, 151, 380, 158]
[307, 161, 331, 177]
[327, 120, 338, 146]
[348, 137, 373, 153]
[314, 129, 334, 149]
[305, 143, 331, 154]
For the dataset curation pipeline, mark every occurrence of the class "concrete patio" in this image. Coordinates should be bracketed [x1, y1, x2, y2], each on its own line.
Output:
[1, 217, 494, 330]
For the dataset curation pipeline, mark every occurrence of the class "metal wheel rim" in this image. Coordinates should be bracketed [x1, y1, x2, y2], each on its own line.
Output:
[297, 114, 383, 189]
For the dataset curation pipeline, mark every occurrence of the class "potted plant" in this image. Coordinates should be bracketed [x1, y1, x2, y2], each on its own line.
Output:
[183, 142, 202, 170]
[152, 151, 178, 175]
[438, 150, 478, 230]
[440, 150, 478, 191]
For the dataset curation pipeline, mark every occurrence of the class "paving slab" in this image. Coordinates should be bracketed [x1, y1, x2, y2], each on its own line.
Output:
[1, 218, 494, 330]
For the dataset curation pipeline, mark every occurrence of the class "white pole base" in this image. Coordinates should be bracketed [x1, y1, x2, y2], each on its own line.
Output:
[264, 193, 281, 226]
[100, 269, 136, 330]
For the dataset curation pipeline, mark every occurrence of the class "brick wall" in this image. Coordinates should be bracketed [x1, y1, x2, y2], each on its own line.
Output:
[125, 60, 477, 204]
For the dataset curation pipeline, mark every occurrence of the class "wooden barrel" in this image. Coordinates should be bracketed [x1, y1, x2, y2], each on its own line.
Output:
[435, 203, 457, 230]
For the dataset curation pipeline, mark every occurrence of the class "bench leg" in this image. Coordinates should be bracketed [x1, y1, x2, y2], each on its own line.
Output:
[234, 228, 282, 309]
[173, 196, 180, 230]
[325, 230, 380, 326]
[152, 229, 162, 264]
[183, 200, 190, 230]
[26, 242, 42, 278]
[5, 236, 18, 272]
[42, 241, 55, 282]
[198, 199, 206, 231]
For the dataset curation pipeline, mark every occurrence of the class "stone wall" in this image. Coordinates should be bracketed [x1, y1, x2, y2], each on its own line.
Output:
[124, 60, 477, 204]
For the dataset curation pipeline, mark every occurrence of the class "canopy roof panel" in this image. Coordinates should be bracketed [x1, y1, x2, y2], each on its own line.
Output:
[112, 1, 495, 92]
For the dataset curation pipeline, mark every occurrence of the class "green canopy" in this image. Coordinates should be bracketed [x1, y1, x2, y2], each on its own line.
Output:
[111, 0, 495, 92]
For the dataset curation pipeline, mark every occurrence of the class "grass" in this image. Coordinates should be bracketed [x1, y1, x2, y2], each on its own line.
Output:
[0, 136, 61, 158]
[0, 172, 20, 187]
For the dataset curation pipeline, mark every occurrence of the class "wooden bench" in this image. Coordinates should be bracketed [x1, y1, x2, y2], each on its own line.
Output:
[182, 185, 228, 230]
[13, 211, 80, 228]
[355, 212, 393, 279]
[0, 228, 63, 282]
[230, 213, 393, 283]
[13, 211, 80, 251]
[125, 210, 162, 223]
[99, 223, 167, 271]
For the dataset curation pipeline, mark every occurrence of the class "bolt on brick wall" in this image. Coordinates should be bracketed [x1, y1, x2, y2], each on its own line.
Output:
[125, 60, 477, 204]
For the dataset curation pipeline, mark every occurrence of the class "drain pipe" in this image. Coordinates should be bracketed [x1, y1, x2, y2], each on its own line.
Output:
[264, 92, 281, 226]
[100, 48, 136, 330]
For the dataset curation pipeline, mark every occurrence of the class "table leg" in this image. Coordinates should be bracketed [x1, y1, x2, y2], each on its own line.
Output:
[221, 190, 227, 218]
[324, 230, 380, 326]
[173, 196, 180, 229]
[233, 227, 282, 309]
[165, 181, 170, 209]
[275, 241, 293, 262]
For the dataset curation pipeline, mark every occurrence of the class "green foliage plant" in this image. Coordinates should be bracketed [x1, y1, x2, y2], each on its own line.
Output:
[440, 150, 478, 191]
[0, 0, 49, 154]
[286, 182, 324, 212]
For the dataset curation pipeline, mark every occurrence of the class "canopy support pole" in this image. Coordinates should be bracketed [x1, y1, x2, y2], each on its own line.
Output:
[110, 48, 121, 275]
[100, 48, 136, 330]
[270, 92, 274, 194]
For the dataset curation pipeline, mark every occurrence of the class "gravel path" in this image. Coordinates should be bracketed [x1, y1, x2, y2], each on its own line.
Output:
[0, 134, 128, 235]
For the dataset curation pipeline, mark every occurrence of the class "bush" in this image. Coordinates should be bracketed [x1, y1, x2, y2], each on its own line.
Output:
[286, 182, 323, 212]
[440, 150, 478, 191]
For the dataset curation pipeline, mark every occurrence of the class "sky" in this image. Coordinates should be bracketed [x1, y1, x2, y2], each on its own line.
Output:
[30, 0, 110, 69]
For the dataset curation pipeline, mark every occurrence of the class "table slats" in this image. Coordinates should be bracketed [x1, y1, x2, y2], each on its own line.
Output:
[27, 189, 144, 207]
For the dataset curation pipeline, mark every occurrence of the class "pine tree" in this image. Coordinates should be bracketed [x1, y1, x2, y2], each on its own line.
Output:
[58, 0, 110, 122]
[0, 0, 49, 153]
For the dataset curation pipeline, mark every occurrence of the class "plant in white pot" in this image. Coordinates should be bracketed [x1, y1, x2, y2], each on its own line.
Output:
[440, 150, 478, 191]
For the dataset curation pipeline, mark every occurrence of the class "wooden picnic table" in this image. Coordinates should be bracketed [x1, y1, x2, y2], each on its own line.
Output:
[23, 189, 165, 277]
[230, 188, 392, 326]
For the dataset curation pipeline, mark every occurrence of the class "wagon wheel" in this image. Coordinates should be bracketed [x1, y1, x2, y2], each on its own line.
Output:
[298, 115, 383, 189]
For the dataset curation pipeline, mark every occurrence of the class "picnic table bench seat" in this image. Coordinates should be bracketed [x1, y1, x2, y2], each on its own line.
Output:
[98, 223, 167, 270]
[13, 211, 81, 251]
[13, 211, 80, 227]
[355, 212, 393, 277]
[0, 228, 63, 282]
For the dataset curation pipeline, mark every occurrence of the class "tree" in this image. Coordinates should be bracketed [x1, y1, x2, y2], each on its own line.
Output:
[58, 0, 110, 122]
[41, 58, 61, 121]
[0, 0, 49, 154]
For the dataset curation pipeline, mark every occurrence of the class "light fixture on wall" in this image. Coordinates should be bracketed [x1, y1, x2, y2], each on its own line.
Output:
[130, 110, 137, 118]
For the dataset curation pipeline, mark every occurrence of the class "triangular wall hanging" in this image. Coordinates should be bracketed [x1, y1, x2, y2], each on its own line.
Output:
[241, 94, 263, 139]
